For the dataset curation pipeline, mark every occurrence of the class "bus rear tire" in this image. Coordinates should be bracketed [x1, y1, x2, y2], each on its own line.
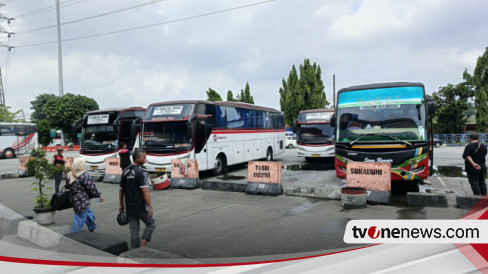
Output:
[212, 154, 227, 176]
[3, 148, 15, 159]
[266, 148, 273, 161]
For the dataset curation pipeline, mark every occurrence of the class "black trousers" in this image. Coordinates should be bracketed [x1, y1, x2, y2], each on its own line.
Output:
[467, 172, 487, 196]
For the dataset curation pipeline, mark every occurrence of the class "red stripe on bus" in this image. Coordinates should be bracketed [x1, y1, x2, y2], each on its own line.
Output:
[11, 133, 35, 150]
[212, 129, 285, 134]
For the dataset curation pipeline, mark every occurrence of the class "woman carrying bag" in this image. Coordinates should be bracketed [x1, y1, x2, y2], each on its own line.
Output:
[67, 158, 104, 233]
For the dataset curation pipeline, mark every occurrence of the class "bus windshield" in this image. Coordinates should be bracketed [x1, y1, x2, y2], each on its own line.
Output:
[82, 125, 117, 152]
[336, 86, 427, 142]
[141, 121, 192, 153]
[298, 124, 334, 144]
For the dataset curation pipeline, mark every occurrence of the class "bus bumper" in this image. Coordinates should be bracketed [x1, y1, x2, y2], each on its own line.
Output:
[297, 144, 335, 158]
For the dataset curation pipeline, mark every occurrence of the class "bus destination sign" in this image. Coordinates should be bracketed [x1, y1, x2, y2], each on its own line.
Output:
[87, 114, 109, 125]
[153, 106, 183, 116]
[305, 112, 332, 121]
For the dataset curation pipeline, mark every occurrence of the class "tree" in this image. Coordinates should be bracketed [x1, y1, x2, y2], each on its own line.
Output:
[238, 82, 254, 104]
[464, 47, 488, 132]
[279, 59, 329, 126]
[36, 119, 51, 146]
[31, 93, 99, 142]
[226, 90, 236, 102]
[0, 105, 21, 122]
[206, 88, 223, 101]
[432, 83, 472, 133]
[30, 93, 56, 123]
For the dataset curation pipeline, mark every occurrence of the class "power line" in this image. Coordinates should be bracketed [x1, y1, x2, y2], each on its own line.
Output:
[15, 0, 165, 35]
[9, 0, 83, 20]
[14, 0, 276, 48]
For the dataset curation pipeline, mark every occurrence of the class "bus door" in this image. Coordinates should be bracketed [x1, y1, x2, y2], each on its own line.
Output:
[194, 118, 209, 171]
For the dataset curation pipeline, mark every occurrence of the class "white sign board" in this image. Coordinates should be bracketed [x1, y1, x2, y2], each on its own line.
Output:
[306, 112, 332, 121]
[153, 106, 183, 116]
[87, 114, 109, 125]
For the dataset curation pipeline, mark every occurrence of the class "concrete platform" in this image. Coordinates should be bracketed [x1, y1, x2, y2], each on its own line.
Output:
[407, 192, 448, 207]
[118, 247, 202, 264]
[59, 230, 129, 256]
[0, 172, 18, 179]
[17, 220, 70, 248]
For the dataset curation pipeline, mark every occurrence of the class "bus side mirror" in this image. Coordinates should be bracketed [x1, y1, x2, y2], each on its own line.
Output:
[131, 118, 141, 139]
[330, 114, 336, 128]
[292, 120, 298, 134]
[427, 101, 436, 116]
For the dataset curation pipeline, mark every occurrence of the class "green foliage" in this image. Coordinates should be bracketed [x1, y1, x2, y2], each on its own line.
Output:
[464, 47, 488, 132]
[237, 82, 254, 104]
[31, 93, 98, 141]
[206, 88, 223, 101]
[36, 119, 51, 146]
[279, 59, 329, 126]
[0, 105, 22, 122]
[25, 148, 67, 209]
[30, 93, 57, 123]
[432, 83, 473, 133]
[226, 90, 236, 102]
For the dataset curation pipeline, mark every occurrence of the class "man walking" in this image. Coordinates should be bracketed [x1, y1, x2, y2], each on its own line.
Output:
[462, 133, 487, 196]
[119, 148, 156, 248]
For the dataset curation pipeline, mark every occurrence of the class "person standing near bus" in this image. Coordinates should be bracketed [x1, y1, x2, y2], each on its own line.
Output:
[462, 133, 488, 196]
[119, 148, 156, 248]
[52, 147, 65, 193]
[118, 142, 131, 171]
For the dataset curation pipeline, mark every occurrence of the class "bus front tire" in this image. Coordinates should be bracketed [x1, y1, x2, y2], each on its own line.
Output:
[212, 154, 227, 176]
[266, 148, 273, 161]
[3, 148, 15, 159]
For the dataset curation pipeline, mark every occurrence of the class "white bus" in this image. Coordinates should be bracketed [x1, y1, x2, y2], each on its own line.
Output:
[293, 109, 335, 160]
[74, 107, 146, 173]
[133, 100, 286, 175]
[0, 122, 38, 159]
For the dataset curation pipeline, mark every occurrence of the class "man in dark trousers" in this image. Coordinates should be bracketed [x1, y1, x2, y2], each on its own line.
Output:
[462, 133, 487, 196]
[119, 148, 156, 248]
[52, 147, 65, 193]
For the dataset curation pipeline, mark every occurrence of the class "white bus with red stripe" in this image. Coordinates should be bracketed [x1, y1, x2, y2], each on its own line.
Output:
[293, 109, 335, 160]
[133, 100, 285, 175]
[0, 123, 38, 159]
[75, 107, 146, 174]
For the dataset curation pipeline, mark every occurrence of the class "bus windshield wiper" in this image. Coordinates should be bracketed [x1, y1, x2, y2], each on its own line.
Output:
[350, 133, 412, 147]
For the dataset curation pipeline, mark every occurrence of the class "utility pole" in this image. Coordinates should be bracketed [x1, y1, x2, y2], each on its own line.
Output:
[0, 66, 5, 106]
[332, 74, 336, 109]
[55, 0, 64, 96]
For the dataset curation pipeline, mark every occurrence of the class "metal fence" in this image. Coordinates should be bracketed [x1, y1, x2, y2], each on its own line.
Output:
[434, 133, 488, 144]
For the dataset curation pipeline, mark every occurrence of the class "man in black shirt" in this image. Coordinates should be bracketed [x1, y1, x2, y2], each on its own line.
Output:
[462, 133, 487, 196]
[119, 148, 156, 248]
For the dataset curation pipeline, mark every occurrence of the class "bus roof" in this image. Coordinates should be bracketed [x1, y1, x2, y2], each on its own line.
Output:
[0, 122, 36, 126]
[148, 100, 282, 114]
[298, 109, 335, 114]
[84, 107, 146, 115]
[338, 82, 425, 93]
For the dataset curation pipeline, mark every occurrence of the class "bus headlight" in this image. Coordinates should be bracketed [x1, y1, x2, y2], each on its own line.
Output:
[178, 154, 190, 159]
[336, 155, 349, 165]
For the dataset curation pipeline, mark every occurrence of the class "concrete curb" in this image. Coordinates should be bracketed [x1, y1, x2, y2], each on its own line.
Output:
[366, 190, 391, 205]
[245, 182, 283, 196]
[285, 186, 342, 200]
[118, 247, 202, 264]
[201, 180, 247, 193]
[0, 206, 26, 235]
[103, 174, 121, 184]
[17, 220, 70, 248]
[0, 172, 19, 180]
[456, 195, 488, 209]
[407, 192, 448, 207]
[170, 178, 201, 189]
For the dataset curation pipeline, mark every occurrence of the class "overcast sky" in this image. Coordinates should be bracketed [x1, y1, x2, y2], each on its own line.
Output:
[1, 0, 487, 119]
